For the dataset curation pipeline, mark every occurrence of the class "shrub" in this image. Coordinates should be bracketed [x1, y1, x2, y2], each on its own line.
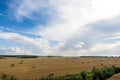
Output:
[92, 68, 104, 80]
[10, 76, 17, 80]
[80, 71, 86, 80]
[1, 73, 7, 80]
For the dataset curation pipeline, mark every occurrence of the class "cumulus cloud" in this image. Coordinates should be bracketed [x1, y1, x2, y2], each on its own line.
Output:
[87, 42, 120, 56]
[36, 0, 120, 41]
[8, 0, 120, 56]
[0, 46, 32, 55]
[11, 0, 120, 40]
[73, 42, 85, 49]
[61, 19, 120, 54]
[0, 32, 53, 54]
[9, 0, 57, 22]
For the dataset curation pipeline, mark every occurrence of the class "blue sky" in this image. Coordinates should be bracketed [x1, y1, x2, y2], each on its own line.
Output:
[0, 0, 120, 56]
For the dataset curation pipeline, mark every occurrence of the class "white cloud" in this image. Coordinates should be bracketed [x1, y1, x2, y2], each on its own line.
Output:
[73, 42, 85, 48]
[0, 46, 32, 55]
[8, 0, 120, 56]
[36, 0, 120, 42]
[10, 0, 57, 22]
[60, 18, 120, 51]
[57, 42, 120, 56]
[11, 0, 120, 41]
[87, 42, 120, 56]
[0, 32, 54, 55]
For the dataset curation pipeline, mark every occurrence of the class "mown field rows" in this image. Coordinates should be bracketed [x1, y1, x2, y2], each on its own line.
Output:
[0, 57, 120, 80]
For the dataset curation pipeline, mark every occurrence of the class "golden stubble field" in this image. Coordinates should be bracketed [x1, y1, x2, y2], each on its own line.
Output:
[0, 57, 120, 80]
[108, 73, 120, 80]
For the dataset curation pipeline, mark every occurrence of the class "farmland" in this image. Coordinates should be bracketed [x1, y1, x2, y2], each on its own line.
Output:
[0, 57, 120, 80]
[108, 73, 120, 80]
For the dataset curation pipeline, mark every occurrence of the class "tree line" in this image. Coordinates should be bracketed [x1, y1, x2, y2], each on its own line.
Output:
[0, 55, 38, 58]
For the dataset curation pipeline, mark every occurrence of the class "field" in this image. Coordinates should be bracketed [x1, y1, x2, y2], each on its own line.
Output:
[108, 73, 120, 80]
[0, 57, 120, 80]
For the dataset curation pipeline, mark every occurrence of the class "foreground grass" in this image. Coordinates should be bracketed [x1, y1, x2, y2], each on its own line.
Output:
[1, 66, 120, 80]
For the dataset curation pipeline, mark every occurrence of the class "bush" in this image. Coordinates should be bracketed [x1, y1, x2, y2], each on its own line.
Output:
[1, 74, 7, 80]
[80, 71, 86, 80]
[10, 76, 17, 80]
[92, 68, 104, 80]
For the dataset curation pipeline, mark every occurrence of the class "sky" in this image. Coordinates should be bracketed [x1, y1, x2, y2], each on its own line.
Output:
[0, 0, 120, 56]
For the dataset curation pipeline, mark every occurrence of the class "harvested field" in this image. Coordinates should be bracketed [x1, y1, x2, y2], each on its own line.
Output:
[0, 57, 120, 80]
[108, 73, 120, 80]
